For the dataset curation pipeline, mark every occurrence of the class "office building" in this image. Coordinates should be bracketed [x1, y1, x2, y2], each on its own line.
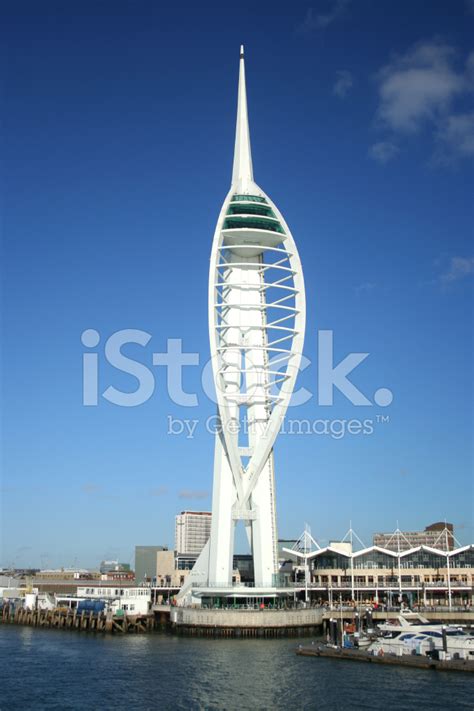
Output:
[135, 545, 167, 583]
[373, 522, 455, 552]
[175, 511, 211, 556]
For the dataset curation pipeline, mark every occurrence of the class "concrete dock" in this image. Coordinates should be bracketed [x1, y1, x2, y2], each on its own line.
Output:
[296, 644, 474, 673]
[169, 606, 324, 637]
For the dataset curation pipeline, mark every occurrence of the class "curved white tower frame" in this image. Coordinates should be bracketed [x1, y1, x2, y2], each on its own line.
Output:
[179, 46, 305, 599]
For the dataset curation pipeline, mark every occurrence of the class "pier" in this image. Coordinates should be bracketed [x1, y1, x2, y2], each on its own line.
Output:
[296, 644, 474, 673]
[319, 608, 474, 631]
[0, 603, 157, 634]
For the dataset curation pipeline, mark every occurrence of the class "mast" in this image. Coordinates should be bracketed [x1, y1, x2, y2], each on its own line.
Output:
[232, 45, 254, 191]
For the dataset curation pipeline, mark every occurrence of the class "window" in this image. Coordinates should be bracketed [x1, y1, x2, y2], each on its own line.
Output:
[231, 194, 267, 204]
[223, 216, 285, 234]
[227, 204, 276, 218]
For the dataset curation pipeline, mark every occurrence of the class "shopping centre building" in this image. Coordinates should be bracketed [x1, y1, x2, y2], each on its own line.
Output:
[298, 542, 473, 607]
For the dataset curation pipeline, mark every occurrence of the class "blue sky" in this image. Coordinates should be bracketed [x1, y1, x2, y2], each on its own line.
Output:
[1, 1, 473, 568]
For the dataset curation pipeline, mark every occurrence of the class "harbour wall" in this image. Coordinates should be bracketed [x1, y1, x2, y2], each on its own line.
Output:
[3, 602, 473, 638]
[169, 607, 324, 637]
[0, 603, 158, 634]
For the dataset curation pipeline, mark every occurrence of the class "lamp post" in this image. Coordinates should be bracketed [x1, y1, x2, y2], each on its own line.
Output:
[293, 566, 297, 607]
[397, 531, 403, 607]
[305, 559, 309, 605]
[446, 546, 452, 612]
[339, 593, 344, 646]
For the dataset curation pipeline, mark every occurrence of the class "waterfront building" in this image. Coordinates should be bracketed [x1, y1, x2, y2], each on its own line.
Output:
[155, 549, 177, 587]
[99, 560, 131, 574]
[278, 539, 298, 560]
[33, 568, 99, 580]
[100, 570, 135, 582]
[28, 572, 138, 597]
[233, 554, 254, 584]
[373, 522, 455, 552]
[286, 541, 474, 608]
[55, 585, 151, 615]
[0, 574, 26, 603]
[134, 545, 168, 583]
[175, 511, 212, 555]
[328, 541, 353, 555]
[153, 549, 245, 594]
[179, 46, 305, 602]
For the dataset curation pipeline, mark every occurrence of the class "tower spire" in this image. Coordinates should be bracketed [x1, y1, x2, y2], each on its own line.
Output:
[232, 45, 254, 189]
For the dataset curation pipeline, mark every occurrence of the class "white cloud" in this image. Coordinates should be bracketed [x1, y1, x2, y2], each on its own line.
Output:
[368, 141, 399, 163]
[435, 111, 474, 162]
[440, 257, 474, 285]
[150, 486, 168, 497]
[81, 483, 101, 494]
[372, 40, 474, 163]
[297, 0, 349, 33]
[376, 41, 465, 133]
[178, 489, 209, 500]
[467, 51, 474, 78]
[333, 70, 353, 98]
[80, 482, 120, 501]
[355, 282, 376, 294]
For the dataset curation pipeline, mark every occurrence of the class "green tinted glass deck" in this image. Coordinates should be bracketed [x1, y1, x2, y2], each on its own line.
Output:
[223, 216, 285, 234]
[227, 203, 276, 218]
[231, 194, 267, 204]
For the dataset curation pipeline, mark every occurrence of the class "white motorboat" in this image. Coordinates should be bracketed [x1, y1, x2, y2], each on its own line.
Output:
[369, 612, 474, 659]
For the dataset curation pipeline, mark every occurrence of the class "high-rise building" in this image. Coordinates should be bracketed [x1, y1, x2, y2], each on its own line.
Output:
[373, 522, 455, 552]
[175, 511, 212, 555]
[179, 46, 306, 599]
[135, 545, 167, 583]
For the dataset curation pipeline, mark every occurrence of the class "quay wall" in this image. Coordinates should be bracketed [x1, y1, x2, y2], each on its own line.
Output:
[171, 607, 324, 633]
[4, 602, 472, 639]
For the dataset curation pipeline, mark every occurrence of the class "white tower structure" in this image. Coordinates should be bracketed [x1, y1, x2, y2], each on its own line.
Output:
[179, 47, 305, 599]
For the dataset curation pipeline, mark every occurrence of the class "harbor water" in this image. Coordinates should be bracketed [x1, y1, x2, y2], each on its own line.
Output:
[0, 625, 471, 710]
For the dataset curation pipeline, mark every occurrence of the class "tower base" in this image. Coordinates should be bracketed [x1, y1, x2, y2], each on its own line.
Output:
[169, 604, 324, 637]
